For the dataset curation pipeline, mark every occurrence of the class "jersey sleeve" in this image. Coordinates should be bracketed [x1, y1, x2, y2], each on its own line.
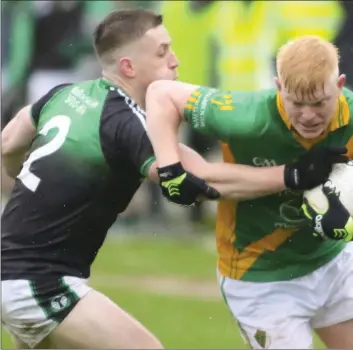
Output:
[30, 83, 72, 127]
[183, 87, 260, 142]
[100, 104, 155, 178]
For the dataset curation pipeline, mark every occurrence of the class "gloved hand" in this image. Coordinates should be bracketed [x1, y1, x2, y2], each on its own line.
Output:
[301, 182, 353, 242]
[284, 147, 348, 190]
[157, 162, 220, 206]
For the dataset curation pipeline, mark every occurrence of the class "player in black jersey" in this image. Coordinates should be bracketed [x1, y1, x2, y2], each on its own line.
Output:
[1, 9, 215, 349]
[1, 8, 337, 350]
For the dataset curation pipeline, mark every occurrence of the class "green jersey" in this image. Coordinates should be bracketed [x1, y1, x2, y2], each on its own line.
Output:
[184, 87, 353, 282]
[2, 79, 155, 280]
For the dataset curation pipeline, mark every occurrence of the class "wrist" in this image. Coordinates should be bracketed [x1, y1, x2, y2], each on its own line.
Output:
[155, 152, 181, 168]
[283, 163, 299, 189]
[273, 165, 287, 190]
[157, 162, 185, 179]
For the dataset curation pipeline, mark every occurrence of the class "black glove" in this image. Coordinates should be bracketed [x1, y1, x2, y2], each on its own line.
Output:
[284, 147, 348, 190]
[301, 182, 353, 242]
[157, 162, 220, 206]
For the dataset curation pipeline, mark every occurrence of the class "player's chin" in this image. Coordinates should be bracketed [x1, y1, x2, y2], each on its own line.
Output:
[296, 125, 325, 139]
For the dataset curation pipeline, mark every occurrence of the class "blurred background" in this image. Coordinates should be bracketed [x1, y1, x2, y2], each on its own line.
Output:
[1, 1, 352, 348]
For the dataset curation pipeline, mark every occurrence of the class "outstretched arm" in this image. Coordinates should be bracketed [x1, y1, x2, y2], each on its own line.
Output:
[146, 80, 286, 200]
[147, 143, 286, 201]
[177, 144, 286, 200]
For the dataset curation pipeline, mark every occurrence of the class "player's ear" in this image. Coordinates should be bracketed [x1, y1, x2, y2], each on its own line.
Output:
[274, 77, 281, 91]
[119, 57, 136, 78]
[337, 74, 346, 90]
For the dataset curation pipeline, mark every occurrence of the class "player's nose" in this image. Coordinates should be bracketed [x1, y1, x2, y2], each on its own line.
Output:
[169, 51, 179, 69]
[300, 106, 317, 120]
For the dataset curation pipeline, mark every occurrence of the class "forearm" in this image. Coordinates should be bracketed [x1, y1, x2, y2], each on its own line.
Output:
[146, 82, 181, 167]
[178, 143, 286, 200]
[201, 163, 286, 200]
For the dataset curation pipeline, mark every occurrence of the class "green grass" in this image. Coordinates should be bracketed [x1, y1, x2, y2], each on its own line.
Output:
[91, 234, 217, 280]
[1, 234, 324, 349]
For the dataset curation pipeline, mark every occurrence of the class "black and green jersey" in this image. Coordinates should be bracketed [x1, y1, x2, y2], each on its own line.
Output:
[1, 78, 155, 280]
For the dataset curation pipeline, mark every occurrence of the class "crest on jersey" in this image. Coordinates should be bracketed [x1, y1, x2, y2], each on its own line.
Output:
[50, 294, 71, 312]
[254, 329, 268, 348]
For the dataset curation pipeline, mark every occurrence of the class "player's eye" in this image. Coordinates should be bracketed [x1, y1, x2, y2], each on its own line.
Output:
[157, 50, 167, 57]
[313, 101, 324, 107]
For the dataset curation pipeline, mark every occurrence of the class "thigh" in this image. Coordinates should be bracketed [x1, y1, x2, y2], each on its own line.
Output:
[312, 243, 353, 329]
[312, 244, 353, 348]
[220, 275, 314, 349]
[315, 319, 353, 349]
[48, 289, 163, 349]
[2, 276, 90, 349]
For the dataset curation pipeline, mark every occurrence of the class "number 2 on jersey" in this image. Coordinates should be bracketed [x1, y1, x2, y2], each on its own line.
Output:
[17, 115, 71, 192]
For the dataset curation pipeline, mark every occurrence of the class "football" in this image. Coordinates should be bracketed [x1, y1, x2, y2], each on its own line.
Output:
[303, 160, 353, 216]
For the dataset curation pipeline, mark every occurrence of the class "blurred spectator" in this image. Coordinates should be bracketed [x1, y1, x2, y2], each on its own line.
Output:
[214, 1, 344, 91]
[276, 1, 343, 44]
[162, 0, 220, 223]
[213, 1, 279, 91]
[27, 1, 92, 103]
[2, 1, 34, 128]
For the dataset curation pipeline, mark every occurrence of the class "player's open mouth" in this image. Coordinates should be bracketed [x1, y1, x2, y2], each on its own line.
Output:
[300, 123, 322, 130]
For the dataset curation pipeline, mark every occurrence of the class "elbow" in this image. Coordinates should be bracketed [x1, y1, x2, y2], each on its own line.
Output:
[146, 81, 181, 128]
[2, 156, 19, 179]
[146, 80, 174, 105]
[147, 80, 174, 94]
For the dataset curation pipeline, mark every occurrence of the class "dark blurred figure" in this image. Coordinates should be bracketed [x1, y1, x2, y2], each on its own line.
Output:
[27, 1, 87, 103]
[334, 1, 353, 89]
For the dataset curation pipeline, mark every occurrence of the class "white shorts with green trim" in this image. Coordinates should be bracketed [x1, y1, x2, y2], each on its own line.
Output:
[218, 243, 353, 349]
[1, 276, 91, 348]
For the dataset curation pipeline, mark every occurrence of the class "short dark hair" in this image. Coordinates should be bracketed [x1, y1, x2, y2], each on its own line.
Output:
[93, 9, 163, 63]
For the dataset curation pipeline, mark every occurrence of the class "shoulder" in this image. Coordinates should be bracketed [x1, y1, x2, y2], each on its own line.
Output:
[100, 87, 149, 151]
[342, 86, 353, 105]
[210, 88, 277, 123]
[31, 84, 73, 126]
[341, 87, 353, 126]
[101, 87, 147, 130]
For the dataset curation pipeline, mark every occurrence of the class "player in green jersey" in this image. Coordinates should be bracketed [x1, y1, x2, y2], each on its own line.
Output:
[145, 36, 353, 349]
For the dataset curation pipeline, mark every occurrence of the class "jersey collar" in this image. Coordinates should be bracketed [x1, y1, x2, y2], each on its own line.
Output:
[276, 92, 350, 148]
[99, 78, 130, 97]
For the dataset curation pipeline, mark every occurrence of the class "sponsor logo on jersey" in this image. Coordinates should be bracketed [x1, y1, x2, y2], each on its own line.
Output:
[252, 157, 277, 167]
[71, 87, 99, 108]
